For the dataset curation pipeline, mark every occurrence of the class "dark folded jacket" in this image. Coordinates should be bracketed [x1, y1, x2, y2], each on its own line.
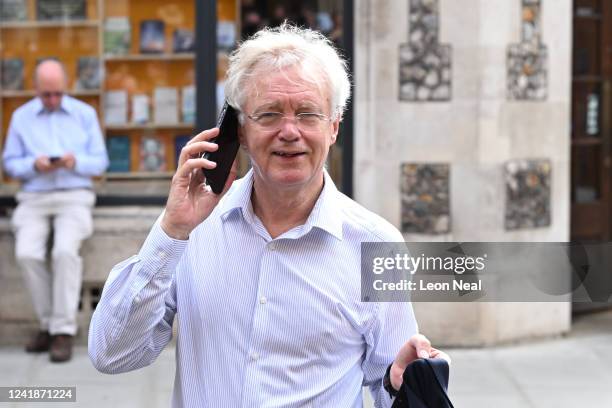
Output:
[391, 358, 455, 408]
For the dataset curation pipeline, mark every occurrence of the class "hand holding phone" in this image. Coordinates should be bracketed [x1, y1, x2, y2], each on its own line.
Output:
[160, 123, 238, 240]
[201, 102, 240, 194]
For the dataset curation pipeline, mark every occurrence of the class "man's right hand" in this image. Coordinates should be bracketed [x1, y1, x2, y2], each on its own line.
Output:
[160, 128, 238, 240]
[34, 156, 60, 173]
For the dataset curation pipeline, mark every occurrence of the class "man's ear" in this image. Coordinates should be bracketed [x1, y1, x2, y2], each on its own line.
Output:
[238, 126, 246, 149]
[330, 118, 340, 145]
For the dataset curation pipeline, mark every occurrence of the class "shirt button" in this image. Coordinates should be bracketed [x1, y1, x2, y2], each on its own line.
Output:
[259, 296, 267, 304]
[268, 242, 276, 251]
[250, 352, 260, 361]
[134, 295, 141, 303]
[157, 250, 167, 259]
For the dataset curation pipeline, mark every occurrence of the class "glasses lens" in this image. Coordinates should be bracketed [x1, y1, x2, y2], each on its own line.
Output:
[252, 112, 327, 131]
[297, 113, 323, 129]
[42, 92, 63, 98]
[257, 112, 283, 128]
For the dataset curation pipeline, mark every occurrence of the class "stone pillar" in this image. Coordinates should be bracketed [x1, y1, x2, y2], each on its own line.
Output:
[354, 0, 572, 346]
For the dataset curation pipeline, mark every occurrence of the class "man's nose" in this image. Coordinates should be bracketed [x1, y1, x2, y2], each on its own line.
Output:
[277, 117, 300, 141]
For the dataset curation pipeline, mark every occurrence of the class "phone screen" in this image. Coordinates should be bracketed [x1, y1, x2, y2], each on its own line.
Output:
[201, 102, 240, 194]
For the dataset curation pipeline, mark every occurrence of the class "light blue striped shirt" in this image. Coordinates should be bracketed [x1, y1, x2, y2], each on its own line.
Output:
[2, 96, 109, 192]
[89, 169, 418, 407]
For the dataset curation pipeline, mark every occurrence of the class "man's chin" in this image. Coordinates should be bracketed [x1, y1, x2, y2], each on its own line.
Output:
[268, 170, 319, 189]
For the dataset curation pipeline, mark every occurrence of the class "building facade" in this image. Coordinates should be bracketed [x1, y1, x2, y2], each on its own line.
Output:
[1, 0, 609, 346]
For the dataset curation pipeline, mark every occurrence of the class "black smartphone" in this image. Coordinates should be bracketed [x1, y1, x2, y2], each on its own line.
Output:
[201, 101, 240, 194]
[49, 156, 60, 163]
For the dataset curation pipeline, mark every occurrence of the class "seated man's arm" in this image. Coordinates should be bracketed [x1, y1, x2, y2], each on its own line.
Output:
[73, 106, 109, 176]
[2, 118, 37, 180]
[362, 302, 418, 408]
[88, 220, 186, 373]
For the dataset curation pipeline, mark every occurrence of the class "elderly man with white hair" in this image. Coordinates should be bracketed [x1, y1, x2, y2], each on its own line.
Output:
[89, 24, 447, 407]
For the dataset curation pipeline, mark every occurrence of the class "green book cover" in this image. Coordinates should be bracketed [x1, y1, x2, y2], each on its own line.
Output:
[104, 17, 131, 55]
[106, 136, 131, 172]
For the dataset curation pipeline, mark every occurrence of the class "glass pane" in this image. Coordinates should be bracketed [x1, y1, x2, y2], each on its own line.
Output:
[1, 0, 101, 182]
[572, 17, 601, 76]
[240, 0, 343, 43]
[236, 0, 345, 187]
[572, 82, 602, 138]
[102, 0, 197, 174]
[572, 145, 601, 203]
[574, 0, 602, 16]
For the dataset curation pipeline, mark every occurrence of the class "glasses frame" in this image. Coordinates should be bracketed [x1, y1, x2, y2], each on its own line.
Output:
[40, 91, 64, 98]
[246, 111, 333, 131]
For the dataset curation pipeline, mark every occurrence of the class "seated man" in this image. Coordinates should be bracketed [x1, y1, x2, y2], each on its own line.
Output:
[3, 59, 109, 362]
[89, 24, 448, 406]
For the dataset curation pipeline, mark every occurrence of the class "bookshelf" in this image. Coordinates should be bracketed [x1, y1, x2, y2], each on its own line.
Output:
[0, 0, 239, 197]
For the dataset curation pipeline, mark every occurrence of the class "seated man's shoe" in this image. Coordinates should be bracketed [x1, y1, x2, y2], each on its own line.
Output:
[25, 331, 51, 353]
[49, 334, 73, 363]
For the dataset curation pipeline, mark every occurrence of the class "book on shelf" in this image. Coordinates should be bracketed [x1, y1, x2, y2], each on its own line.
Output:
[104, 90, 128, 125]
[0, 0, 27, 22]
[181, 85, 195, 124]
[174, 135, 190, 168]
[132, 94, 150, 124]
[217, 21, 236, 50]
[104, 17, 131, 55]
[140, 20, 165, 54]
[173, 29, 195, 53]
[153, 87, 178, 124]
[140, 136, 166, 172]
[37, 0, 86, 21]
[106, 135, 131, 172]
[1, 58, 25, 90]
[75, 57, 101, 90]
[36, 56, 60, 64]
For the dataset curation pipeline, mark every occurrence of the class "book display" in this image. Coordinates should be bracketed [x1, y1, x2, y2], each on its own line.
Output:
[36, 0, 86, 21]
[0, 58, 25, 90]
[181, 85, 195, 123]
[1, 0, 239, 190]
[104, 17, 131, 55]
[0, 0, 27, 21]
[75, 56, 101, 90]
[153, 87, 178, 124]
[104, 90, 128, 125]
[106, 135, 131, 172]
[174, 135, 190, 169]
[173, 29, 195, 53]
[139, 20, 165, 54]
[139, 136, 166, 172]
[131, 94, 149, 124]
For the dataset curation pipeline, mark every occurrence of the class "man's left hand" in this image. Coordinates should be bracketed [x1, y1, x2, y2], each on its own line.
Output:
[60, 153, 76, 170]
[390, 334, 451, 391]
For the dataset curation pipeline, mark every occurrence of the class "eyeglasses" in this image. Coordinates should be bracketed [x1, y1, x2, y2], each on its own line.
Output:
[40, 91, 63, 98]
[247, 112, 332, 131]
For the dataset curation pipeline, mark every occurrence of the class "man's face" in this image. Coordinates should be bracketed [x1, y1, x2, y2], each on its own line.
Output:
[240, 65, 340, 191]
[36, 69, 66, 111]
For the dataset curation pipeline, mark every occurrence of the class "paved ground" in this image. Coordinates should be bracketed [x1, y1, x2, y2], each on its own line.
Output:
[0, 309, 610, 407]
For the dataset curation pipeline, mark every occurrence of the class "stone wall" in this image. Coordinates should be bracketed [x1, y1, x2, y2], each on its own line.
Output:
[354, 0, 572, 346]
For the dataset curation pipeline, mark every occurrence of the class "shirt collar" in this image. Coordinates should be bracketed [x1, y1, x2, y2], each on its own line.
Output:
[34, 94, 72, 115]
[219, 168, 344, 241]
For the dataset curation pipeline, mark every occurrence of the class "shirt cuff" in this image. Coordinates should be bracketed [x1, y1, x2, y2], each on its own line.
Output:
[137, 220, 189, 279]
[22, 157, 38, 179]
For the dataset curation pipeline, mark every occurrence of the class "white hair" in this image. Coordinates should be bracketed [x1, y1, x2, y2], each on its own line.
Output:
[224, 23, 351, 122]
